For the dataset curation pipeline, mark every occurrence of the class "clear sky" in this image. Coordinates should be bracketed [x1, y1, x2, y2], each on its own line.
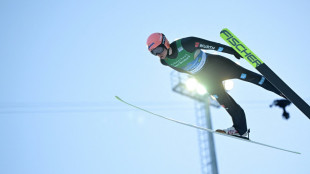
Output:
[1, 0, 310, 174]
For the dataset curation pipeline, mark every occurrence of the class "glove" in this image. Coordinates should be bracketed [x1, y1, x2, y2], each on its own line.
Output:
[233, 51, 242, 59]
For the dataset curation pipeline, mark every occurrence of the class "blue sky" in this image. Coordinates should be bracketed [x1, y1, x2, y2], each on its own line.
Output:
[1, 0, 310, 174]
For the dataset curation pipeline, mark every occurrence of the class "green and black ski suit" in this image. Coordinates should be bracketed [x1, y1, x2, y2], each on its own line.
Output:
[160, 37, 283, 135]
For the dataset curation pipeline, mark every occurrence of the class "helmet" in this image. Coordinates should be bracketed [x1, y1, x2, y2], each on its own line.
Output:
[146, 33, 170, 51]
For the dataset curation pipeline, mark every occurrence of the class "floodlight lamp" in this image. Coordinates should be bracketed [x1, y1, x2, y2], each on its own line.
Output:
[223, 80, 234, 91]
[185, 78, 198, 91]
[197, 84, 207, 95]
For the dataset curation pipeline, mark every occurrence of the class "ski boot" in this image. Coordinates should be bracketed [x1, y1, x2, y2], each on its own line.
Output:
[216, 126, 250, 140]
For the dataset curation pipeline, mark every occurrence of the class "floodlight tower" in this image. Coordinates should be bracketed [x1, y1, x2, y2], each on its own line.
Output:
[170, 71, 221, 174]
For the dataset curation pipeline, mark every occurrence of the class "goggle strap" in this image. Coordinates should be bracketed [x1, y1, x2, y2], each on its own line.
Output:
[162, 34, 166, 45]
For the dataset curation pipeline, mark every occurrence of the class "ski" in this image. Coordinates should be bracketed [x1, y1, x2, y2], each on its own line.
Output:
[220, 28, 310, 120]
[115, 96, 300, 154]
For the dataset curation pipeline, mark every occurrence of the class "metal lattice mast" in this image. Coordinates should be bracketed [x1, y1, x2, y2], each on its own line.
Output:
[195, 100, 218, 174]
[170, 71, 219, 174]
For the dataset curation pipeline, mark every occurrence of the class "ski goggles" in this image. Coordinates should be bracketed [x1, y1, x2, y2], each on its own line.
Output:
[151, 46, 164, 56]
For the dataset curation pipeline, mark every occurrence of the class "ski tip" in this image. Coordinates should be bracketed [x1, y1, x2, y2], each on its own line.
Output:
[115, 96, 121, 100]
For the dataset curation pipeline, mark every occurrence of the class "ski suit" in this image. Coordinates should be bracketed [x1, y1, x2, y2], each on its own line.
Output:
[160, 37, 283, 135]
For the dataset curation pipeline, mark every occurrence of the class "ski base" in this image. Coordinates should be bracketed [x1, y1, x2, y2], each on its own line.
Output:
[115, 96, 301, 155]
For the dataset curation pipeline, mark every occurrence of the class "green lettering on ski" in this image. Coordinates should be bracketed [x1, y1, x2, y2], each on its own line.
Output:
[220, 28, 264, 68]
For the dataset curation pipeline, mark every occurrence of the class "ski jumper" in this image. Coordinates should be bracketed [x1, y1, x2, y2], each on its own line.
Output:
[160, 37, 283, 135]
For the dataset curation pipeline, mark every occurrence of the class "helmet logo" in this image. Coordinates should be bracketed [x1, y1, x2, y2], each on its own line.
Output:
[148, 42, 155, 49]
